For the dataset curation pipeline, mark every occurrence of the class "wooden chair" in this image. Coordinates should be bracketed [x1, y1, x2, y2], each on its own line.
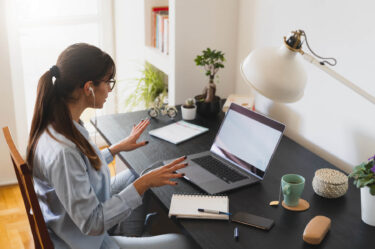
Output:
[2, 127, 54, 249]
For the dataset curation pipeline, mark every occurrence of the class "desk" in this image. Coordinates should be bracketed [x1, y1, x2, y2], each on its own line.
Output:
[92, 107, 375, 249]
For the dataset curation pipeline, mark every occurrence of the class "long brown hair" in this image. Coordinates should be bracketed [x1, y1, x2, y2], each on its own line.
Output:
[27, 43, 116, 171]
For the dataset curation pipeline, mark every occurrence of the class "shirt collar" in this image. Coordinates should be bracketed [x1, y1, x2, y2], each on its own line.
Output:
[73, 120, 89, 139]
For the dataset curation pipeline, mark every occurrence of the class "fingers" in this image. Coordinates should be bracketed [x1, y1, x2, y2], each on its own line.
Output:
[169, 162, 188, 172]
[165, 172, 185, 179]
[134, 141, 149, 149]
[165, 180, 178, 186]
[134, 119, 150, 132]
[165, 156, 187, 168]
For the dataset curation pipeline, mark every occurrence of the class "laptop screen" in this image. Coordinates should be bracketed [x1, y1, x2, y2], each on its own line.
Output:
[210, 103, 285, 179]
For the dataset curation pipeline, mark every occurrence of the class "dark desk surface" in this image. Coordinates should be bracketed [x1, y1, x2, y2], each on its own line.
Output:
[92, 107, 375, 249]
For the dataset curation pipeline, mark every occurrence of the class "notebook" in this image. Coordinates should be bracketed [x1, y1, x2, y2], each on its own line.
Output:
[168, 194, 229, 220]
[149, 120, 209, 144]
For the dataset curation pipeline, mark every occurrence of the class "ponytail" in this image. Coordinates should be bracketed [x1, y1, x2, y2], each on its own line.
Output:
[27, 70, 56, 169]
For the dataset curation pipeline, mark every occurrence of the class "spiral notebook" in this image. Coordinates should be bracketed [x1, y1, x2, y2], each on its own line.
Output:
[168, 194, 229, 220]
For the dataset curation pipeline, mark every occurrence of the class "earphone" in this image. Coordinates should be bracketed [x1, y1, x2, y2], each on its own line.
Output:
[89, 86, 97, 144]
[89, 87, 95, 97]
[88, 86, 118, 186]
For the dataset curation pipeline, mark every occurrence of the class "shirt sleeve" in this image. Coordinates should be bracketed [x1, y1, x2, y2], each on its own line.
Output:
[101, 148, 114, 164]
[48, 147, 142, 236]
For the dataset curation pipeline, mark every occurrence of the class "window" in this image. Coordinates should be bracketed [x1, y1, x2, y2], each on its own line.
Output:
[6, 0, 114, 133]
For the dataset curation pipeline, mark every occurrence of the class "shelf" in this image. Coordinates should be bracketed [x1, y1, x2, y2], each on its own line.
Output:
[144, 46, 170, 75]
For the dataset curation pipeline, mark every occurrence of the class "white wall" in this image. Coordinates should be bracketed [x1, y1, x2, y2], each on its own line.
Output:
[235, 0, 375, 173]
[0, 0, 18, 185]
[173, 0, 238, 104]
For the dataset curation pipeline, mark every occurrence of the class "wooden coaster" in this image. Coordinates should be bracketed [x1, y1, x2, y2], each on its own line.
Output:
[282, 199, 310, 211]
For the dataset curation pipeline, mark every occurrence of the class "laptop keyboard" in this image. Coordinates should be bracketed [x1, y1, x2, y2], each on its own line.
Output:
[192, 155, 247, 183]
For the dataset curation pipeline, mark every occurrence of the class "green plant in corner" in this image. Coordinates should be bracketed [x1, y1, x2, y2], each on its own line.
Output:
[349, 156, 375, 195]
[194, 48, 225, 103]
[125, 63, 167, 110]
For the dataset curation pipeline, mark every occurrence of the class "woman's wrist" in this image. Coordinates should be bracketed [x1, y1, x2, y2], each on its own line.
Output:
[133, 177, 149, 196]
[108, 144, 119, 156]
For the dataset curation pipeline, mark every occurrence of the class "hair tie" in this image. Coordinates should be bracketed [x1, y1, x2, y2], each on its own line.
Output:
[49, 65, 60, 78]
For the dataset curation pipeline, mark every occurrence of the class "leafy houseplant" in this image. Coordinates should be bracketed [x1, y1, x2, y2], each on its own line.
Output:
[194, 48, 225, 117]
[349, 156, 375, 226]
[125, 62, 167, 110]
[349, 157, 375, 195]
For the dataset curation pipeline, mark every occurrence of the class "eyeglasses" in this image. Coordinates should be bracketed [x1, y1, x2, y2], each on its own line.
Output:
[90, 79, 116, 90]
[106, 79, 116, 90]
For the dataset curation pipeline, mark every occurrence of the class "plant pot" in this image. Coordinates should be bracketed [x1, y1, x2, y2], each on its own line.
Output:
[361, 186, 375, 226]
[194, 95, 221, 118]
[181, 105, 197, 120]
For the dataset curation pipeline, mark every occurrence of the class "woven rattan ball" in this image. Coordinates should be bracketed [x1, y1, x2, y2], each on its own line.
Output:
[312, 168, 348, 198]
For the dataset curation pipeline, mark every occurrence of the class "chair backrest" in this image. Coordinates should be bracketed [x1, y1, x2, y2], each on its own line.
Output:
[2, 127, 54, 249]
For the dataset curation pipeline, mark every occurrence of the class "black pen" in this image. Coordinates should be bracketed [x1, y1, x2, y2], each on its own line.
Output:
[197, 208, 232, 216]
[234, 226, 239, 241]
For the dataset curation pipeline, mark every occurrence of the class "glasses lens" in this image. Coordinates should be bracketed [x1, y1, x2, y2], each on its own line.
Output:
[109, 80, 116, 90]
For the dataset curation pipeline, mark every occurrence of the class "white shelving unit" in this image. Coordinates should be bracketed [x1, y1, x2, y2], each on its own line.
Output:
[144, 46, 170, 75]
[141, 0, 238, 105]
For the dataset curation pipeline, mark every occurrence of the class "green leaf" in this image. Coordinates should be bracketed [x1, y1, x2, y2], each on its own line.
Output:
[194, 47, 226, 83]
[370, 184, 375, 195]
[363, 178, 375, 186]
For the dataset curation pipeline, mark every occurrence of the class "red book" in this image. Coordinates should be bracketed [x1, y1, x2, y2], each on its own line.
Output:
[152, 6, 168, 12]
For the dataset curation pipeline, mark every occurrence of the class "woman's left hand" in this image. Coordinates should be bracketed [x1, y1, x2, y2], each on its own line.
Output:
[109, 119, 150, 155]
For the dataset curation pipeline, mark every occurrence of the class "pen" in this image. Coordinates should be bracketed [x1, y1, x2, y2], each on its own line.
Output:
[234, 226, 239, 241]
[197, 208, 232, 216]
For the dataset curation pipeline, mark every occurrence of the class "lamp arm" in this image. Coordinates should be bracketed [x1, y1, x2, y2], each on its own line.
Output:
[301, 52, 375, 105]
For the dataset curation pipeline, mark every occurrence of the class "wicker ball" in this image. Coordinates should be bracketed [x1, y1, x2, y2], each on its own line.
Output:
[312, 168, 348, 198]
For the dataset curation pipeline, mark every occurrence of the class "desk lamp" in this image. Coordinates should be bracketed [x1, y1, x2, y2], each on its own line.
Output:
[240, 30, 375, 104]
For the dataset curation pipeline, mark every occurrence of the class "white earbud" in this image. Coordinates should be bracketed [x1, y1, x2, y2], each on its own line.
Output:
[89, 87, 95, 97]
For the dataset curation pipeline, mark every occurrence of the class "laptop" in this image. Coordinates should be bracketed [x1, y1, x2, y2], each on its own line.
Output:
[171, 103, 285, 194]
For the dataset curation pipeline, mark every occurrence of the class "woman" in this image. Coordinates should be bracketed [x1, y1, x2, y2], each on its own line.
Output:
[27, 43, 193, 249]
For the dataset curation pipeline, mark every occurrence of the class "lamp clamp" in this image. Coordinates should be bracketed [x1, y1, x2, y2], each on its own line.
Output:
[284, 30, 337, 66]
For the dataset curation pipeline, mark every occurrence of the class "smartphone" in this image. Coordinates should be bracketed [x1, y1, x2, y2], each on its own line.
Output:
[231, 212, 274, 230]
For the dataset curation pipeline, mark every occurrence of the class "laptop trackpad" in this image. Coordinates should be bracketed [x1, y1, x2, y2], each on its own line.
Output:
[178, 164, 217, 183]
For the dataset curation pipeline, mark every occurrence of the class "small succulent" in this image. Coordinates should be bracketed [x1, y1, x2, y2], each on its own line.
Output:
[183, 98, 195, 108]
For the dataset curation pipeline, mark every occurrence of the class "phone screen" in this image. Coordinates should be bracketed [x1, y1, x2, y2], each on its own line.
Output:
[232, 212, 274, 230]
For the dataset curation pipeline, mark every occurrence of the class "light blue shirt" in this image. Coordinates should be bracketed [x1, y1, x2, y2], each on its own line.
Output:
[32, 121, 142, 249]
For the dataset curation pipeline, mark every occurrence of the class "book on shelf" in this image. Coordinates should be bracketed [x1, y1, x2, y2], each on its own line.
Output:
[222, 94, 255, 112]
[163, 17, 169, 54]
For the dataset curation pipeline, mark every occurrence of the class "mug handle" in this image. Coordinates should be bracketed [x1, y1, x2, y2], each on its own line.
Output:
[283, 184, 291, 195]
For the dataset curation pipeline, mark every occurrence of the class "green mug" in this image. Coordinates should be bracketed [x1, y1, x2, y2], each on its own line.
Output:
[281, 174, 305, 207]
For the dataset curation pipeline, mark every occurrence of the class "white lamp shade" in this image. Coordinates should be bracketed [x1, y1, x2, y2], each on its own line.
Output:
[241, 45, 307, 103]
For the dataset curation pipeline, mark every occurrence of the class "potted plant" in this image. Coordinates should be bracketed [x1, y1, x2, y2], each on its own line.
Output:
[125, 62, 167, 110]
[349, 156, 375, 226]
[124, 63, 177, 118]
[181, 98, 196, 120]
[194, 48, 225, 117]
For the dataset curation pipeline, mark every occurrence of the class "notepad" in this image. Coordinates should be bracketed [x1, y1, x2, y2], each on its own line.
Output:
[168, 194, 229, 220]
[148, 120, 209, 144]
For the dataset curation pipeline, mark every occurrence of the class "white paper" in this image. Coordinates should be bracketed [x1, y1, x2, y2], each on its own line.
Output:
[149, 120, 209, 144]
[169, 194, 229, 220]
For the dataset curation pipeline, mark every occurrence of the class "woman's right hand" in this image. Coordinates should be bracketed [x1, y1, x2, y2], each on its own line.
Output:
[133, 156, 188, 196]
